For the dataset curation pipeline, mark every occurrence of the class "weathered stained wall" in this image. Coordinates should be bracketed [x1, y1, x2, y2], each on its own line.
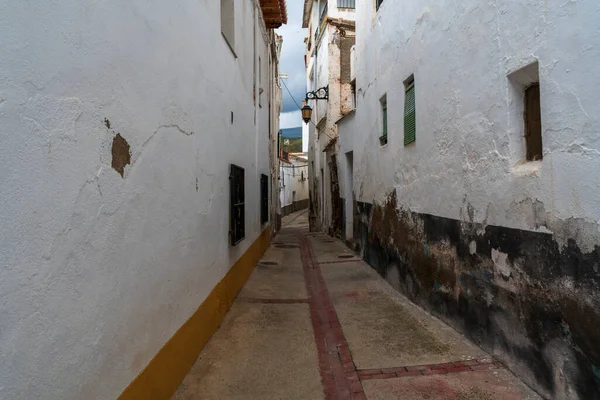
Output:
[0, 1, 278, 399]
[338, 0, 600, 398]
[305, 0, 355, 235]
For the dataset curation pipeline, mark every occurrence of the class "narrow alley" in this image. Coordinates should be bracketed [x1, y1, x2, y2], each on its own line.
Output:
[173, 209, 539, 400]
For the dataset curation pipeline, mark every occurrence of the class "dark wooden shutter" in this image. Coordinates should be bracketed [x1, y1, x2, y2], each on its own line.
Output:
[230, 164, 245, 245]
[525, 83, 542, 161]
[260, 174, 268, 224]
[382, 100, 388, 139]
[404, 82, 416, 145]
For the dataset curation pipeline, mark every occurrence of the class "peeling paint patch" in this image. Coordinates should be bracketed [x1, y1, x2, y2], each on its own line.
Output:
[111, 133, 130, 178]
[469, 240, 477, 255]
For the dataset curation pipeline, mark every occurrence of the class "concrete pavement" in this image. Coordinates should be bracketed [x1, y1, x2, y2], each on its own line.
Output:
[173, 209, 541, 400]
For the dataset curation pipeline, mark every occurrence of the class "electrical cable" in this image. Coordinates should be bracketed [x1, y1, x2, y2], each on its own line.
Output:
[280, 78, 335, 141]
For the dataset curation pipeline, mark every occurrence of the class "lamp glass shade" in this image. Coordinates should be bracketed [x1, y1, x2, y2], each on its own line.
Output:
[301, 104, 312, 124]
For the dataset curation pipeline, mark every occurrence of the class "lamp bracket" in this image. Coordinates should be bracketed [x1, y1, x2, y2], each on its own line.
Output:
[305, 85, 329, 101]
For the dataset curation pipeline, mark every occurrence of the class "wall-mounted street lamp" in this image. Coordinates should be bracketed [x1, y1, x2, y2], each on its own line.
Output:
[302, 85, 329, 124]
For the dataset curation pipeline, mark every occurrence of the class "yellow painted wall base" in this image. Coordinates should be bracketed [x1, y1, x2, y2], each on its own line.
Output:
[119, 226, 271, 400]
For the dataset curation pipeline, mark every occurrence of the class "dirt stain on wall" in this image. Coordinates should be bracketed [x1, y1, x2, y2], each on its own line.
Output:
[357, 191, 600, 398]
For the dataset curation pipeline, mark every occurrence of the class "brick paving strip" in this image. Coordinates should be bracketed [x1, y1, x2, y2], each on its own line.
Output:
[240, 298, 310, 304]
[318, 259, 364, 265]
[298, 231, 366, 400]
[357, 358, 502, 381]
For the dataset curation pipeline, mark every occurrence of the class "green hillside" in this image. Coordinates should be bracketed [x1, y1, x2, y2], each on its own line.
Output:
[280, 137, 303, 153]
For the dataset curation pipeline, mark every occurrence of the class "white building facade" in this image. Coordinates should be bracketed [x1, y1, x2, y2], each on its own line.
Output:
[280, 153, 309, 215]
[336, 0, 600, 398]
[303, 0, 356, 235]
[0, 1, 286, 399]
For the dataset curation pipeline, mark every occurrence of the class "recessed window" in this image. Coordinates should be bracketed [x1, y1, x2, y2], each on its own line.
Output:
[230, 164, 245, 245]
[260, 174, 268, 224]
[380, 95, 388, 146]
[508, 61, 542, 163]
[404, 76, 416, 146]
[524, 83, 542, 161]
[221, 0, 235, 53]
[259, 56, 263, 108]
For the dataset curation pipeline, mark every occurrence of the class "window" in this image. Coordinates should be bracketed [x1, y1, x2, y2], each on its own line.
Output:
[258, 56, 263, 108]
[230, 164, 245, 245]
[376, 0, 384, 11]
[338, 0, 355, 9]
[525, 83, 542, 161]
[508, 61, 541, 163]
[260, 174, 269, 224]
[404, 76, 416, 145]
[221, 0, 235, 53]
[379, 95, 388, 146]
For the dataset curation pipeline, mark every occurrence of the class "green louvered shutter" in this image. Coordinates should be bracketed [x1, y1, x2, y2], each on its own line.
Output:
[404, 82, 416, 145]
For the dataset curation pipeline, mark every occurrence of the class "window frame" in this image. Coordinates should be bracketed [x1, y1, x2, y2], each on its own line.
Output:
[230, 164, 245, 246]
[524, 83, 542, 161]
[379, 94, 388, 146]
[260, 174, 269, 225]
[404, 76, 416, 146]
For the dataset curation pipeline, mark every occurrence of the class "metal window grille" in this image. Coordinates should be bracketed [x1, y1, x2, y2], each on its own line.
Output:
[338, 0, 355, 8]
[260, 174, 269, 224]
[230, 164, 245, 245]
[404, 80, 416, 145]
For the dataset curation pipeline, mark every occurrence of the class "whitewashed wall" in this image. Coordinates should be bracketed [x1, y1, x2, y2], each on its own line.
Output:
[341, 0, 600, 245]
[0, 0, 275, 399]
[280, 158, 309, 208]
[338, 2, 600, 396]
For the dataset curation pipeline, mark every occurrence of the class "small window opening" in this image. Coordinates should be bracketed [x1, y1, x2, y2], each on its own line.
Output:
[379, 94, 388, 146]
[525, 83, 542, 161]
[351, 80, 357, 110]
[230, 164, 245, 245]
[508, 61, 542, 163]
[260, 174, 268, 224]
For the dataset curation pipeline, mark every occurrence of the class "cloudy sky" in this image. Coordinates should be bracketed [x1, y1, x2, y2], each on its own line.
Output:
[276, 2, 307, 129]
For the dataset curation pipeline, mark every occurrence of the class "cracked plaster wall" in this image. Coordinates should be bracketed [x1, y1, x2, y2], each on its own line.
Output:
[342, 0, 600, 236]
[307, 5, 356, 233]
[337, 0, 600, 398]
[0, 1, 276, 399]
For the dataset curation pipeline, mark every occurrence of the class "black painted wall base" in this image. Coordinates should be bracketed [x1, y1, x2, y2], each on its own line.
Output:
[354, 197, 600, 399]
[282, 199, 309, 217]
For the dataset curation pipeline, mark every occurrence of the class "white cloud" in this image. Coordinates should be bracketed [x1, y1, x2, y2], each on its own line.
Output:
[279, 110, 302, 129]
[276, 2, 308, 113]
